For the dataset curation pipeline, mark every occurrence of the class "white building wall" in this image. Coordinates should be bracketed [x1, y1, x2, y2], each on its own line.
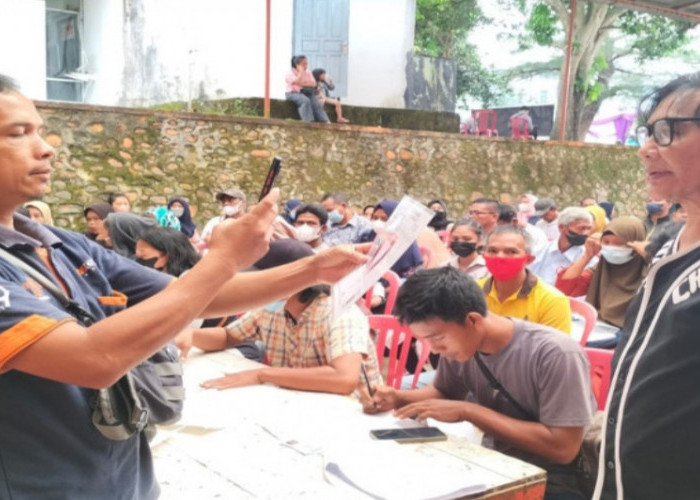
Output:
[83, 0, 124, 104]
[344, 0, 415, 108]
[0, 0, 47, 99]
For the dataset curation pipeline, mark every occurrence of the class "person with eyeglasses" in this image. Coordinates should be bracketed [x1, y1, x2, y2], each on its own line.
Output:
[593, 72, 700, 499]
[467, 198, 499, 234]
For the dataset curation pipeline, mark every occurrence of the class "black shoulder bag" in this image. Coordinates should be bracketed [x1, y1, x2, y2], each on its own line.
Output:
[0, 247, 184, 441]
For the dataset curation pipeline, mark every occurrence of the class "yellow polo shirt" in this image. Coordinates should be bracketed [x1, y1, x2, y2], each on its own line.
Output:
[478, 271, 571, 334]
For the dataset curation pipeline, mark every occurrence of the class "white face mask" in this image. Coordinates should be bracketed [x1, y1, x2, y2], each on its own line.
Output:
[517, 203, 529, 212]
[295, 224, 320, 243]
[170, 207, 185, 218]
[371, 219, 387, 231]
[600, 245, 635, 265]
[223, 204, 240, 217]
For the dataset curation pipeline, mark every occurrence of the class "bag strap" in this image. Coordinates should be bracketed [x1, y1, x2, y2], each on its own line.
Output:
[0, 247, 97, 326]
[473, 352, 537, 421]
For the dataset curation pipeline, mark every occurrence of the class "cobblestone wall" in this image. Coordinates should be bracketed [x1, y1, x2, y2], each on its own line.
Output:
[37, 101, 646, 230]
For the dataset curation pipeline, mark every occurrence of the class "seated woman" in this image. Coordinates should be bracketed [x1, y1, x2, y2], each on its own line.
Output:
[23, 200, 54, 225]
[167, 197, 200, 244]
[83, 202, 113, 241]
[555, 216, 647, 346]
[312, 68, 349, 123]
[447, 219, 488, 280]
[285, 55, 329, 123]
[135, 227, 200, 276]
[426, 198, 452, 231]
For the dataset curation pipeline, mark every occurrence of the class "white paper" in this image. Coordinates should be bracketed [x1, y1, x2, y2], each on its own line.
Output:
[332, 196, 434, 319]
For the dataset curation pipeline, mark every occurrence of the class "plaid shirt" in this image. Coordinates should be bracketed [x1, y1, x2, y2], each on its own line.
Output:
[322, 214, 371, 246]
[225, 295, 382, 387]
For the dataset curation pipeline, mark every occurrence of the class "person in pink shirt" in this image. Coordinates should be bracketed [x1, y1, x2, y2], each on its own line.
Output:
[285, 55, 330, 123]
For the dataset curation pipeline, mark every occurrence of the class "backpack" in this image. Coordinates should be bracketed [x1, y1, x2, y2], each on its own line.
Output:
[0, 248, 184, 441]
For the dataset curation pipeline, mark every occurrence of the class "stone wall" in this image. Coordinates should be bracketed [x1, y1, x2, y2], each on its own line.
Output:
[37, 101, 646, 231]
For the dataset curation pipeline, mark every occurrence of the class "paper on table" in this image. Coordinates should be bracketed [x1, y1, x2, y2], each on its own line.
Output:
[332, 196, 434, 319]
[324, 440, 487, 500]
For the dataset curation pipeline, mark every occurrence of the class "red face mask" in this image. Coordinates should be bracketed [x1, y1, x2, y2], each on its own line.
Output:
[484, 255, 529, 282]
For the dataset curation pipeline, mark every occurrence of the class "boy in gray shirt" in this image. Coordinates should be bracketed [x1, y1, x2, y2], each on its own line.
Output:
[361, 267, 595, 499]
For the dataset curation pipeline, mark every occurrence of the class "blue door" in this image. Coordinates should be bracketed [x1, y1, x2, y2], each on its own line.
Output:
[293, 0, 349, 97]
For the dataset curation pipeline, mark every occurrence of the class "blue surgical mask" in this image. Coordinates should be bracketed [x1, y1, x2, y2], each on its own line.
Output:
[328, 210, 343, 224]
[264, 300, 286, 313]
[646, 202, 663, 215]
[600, 245, 635, 265]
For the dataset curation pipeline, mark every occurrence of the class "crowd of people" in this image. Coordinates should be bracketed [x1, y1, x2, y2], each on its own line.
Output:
[2, 69, 700, 500]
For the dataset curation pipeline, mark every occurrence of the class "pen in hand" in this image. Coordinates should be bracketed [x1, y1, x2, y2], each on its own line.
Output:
[361, 365, 377, 408]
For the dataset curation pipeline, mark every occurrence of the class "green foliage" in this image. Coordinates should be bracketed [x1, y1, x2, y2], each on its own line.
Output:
[617, 11, 693, 61]
[415, 0, 508, 106]
[526, 4, 560, 46]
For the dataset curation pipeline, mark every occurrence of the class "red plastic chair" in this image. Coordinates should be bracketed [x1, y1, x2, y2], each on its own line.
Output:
[368, 315, 432, 389]
[473, 110, 499, 137]
[363, 270, 401, 315]
[585, 347, 614, 410]
[510, 117, 533, 139]
[570, 298, 597, 347]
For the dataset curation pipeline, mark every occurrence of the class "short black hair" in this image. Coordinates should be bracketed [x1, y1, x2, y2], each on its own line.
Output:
[485, 224, 532, 254]
[451, 218, 483, 238]
[312, 68, 326, 82]
[0, 74, 19, 93]
[107, 192, 128, 205]
[639, 72, 700, 121]
[295, 203, 328, 225]
[291, 55, 307, 68]
[497, 204, 517, 224]
[321, 192, 348, 205]
[395, 267, 487, 325]
[471, 197, 499, 213]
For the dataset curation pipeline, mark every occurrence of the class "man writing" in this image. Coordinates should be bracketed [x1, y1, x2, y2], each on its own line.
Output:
[0, 74, 367, 498]
[361, 267, 594, 498]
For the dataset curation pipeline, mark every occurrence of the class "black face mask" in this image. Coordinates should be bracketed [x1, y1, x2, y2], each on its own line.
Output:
[566, 231, 587, 247]
[135, 257, 158, 268]
[450, 241, 477, 257]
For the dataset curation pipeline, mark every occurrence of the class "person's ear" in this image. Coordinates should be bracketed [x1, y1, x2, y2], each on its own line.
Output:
[525, 254, 536, 265]
[465, 312, 483, 328]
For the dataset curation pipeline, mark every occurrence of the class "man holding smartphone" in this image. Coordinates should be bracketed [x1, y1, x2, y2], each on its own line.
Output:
[361, 267, 594, 499]
[0, 74, 368, 499]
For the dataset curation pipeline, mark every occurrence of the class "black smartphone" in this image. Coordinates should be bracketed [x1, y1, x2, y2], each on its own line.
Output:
[258, 156, 282, 201]
[369, 427, 447, 444]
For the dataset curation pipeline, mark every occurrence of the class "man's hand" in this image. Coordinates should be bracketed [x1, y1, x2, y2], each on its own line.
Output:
[207, 189, 280, 272]
[312, 243, 371, 284]
[394, 399, 469, 423]
[584, 232, 602, 258]
[628, 240, 647, 257]
[174, 328, 194, 361]
[200, 369, 265, 390]
[360, 385, 399, 414]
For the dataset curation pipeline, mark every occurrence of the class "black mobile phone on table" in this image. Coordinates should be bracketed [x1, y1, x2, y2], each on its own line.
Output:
[258, 156, 282, 201]
[369, 427, 447, 444]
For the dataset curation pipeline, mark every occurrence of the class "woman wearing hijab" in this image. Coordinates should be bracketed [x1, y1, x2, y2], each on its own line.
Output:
[555, 216, 647, 343]
[426, 198, 452, 231]
[585, 204, 607, 233]
[83, 202, 113, 241]
[167, 197, 200, 243]
[357, 199, 423, 279]
[98, 212, 156, 258]
[24, 201, 54, 225]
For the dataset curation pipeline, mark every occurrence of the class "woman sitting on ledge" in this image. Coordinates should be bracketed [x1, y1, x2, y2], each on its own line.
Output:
[285, 55, 329, 123]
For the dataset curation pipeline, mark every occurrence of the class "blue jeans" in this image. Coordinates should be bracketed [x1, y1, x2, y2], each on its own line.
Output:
[285, 92, 330, 123]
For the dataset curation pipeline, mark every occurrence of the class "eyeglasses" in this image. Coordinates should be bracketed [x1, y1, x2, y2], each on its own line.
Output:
[468, 210, 495, 216]
[637, 117, 700, 147]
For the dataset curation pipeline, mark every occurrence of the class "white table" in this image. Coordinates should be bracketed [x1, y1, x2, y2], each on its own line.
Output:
[152, 349, 546, 499]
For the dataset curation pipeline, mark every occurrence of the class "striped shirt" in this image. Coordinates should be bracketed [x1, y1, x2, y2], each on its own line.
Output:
[225, 295, 382, 387]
